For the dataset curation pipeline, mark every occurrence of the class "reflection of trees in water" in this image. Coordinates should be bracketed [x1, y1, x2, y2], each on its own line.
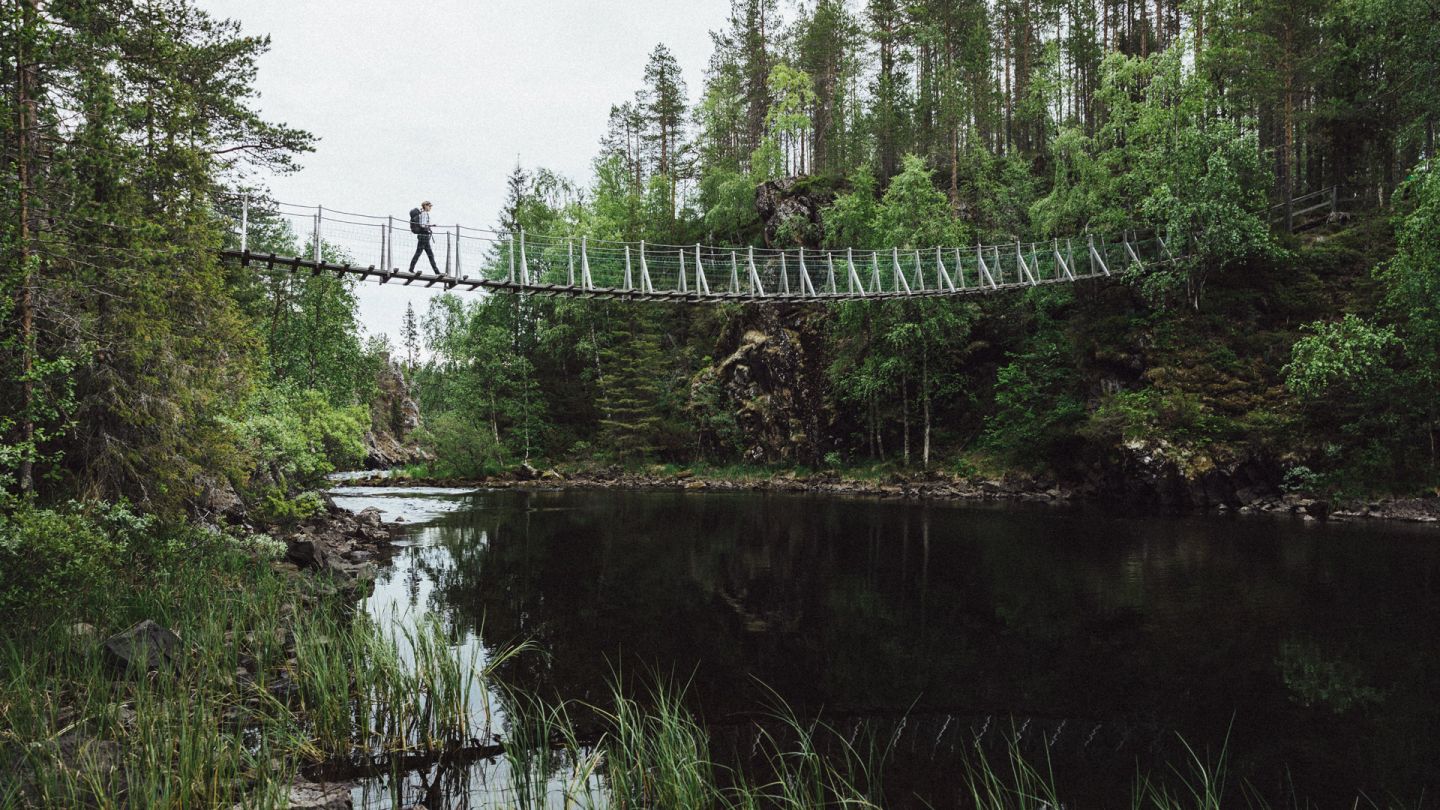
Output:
[395, 491, 1440, 803]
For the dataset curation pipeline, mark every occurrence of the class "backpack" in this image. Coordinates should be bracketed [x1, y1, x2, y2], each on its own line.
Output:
[409, 208, 424, 234]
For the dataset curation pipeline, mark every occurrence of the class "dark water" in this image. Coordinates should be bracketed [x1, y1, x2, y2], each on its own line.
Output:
[332, 486, 1440, 807]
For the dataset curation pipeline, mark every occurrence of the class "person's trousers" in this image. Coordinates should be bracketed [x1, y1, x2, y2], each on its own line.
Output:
[410, 233, 439, 273]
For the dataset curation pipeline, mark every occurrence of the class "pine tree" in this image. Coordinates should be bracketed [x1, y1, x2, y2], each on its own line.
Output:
[642, 44, 690, 219]
[1, 0, 313, 509]
[402, 303, 420, 372]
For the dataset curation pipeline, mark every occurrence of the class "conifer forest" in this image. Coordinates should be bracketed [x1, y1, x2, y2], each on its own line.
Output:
[2, 0, 1440, 807]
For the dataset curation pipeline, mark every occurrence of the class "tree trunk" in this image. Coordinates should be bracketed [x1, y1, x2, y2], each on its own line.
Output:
[902, 372, 911, 467]
[15, 0, 39, 494]
[1282, 24, 1296, 225]
[922, 346, 931, 470]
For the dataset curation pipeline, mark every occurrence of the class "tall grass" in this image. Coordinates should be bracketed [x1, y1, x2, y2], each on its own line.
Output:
[0, 538, 532, 809]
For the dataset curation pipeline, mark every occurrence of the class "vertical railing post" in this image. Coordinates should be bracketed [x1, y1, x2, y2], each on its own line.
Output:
[913, 250, 925, 291]
[518, 229, 528, 284]
[378, 224, 385, 271]
[640, 241, 653, 293]
[240, 194, 249, 254]
[1054, 238, 1074, 281]
[746, 246, 764, 296]
[693, 245, 703, 295]
[955, 248, 965, 289]
[825, 252, 838, 295]
[679, 248, 689, 294]
[870, 251, 882, 292]
[846, 248, 864, 294]
[730, 252, 740, 294]
[798, 247, 815, 297]
[892, 248, 912, 294]
[581, 236, 594, 290]
[568, 239, 576, 286]
[1015, 241, 1036, 285]
[779, 251, 790, 295]
[935, 246, 954, 292]
[508, 234, 516, 284]
[387, 216, 394, 271]
[976, 244, 997, 289]
[455, 224, 463, 278]
[313, 206, 322, 263]
[444, 230, 453, 276]
[624, 245, 634, 291]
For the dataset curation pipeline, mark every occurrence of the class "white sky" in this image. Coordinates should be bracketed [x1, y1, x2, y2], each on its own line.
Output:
[198, 0, 731, 345]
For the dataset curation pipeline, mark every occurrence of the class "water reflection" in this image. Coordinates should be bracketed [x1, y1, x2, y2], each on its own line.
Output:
[354, 488, 1440, 806]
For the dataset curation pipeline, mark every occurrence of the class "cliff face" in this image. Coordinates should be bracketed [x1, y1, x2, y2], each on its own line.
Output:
[689, 307, 831, 465]
[365, 358, 430, 469]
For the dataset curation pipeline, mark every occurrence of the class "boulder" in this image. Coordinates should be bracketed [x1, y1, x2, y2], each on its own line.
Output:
[282, 780, 353, 810]
[103, 620, 181, 673]
[195, 473, 246, 523]
[286, 537, 329, 570]
[754, 176, 842, 249]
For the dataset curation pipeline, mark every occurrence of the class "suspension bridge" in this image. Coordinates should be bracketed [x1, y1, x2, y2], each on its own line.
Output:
[220, 196, 1183, 303]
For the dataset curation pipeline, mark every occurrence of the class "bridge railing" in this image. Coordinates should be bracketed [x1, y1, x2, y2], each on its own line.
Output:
[214, 194, 1183, 300]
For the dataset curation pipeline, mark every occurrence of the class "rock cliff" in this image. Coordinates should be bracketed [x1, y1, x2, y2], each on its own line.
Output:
[364, 357, 430, 469]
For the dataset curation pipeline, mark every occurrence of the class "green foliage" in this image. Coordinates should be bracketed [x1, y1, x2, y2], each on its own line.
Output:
[688, 367, 747, 461]
[1084, 389, 1231, 447]
[228, 384, 369, 490]
[983, 331, 1085, 467]
[1283, 164, 1440, 489]
[873, 155, 967, 248]
[0, 501, 166, 619]
[754, 63, 817, 179]
[1034, 44, 1275, 310]
[420, 412, 508, 479]
[823, 166, 882, 248]
[419, 294, 546, 464]
[1284, 315, 1399, 403]
[254, 489, 326, 526]
[0, 0, 315, 512]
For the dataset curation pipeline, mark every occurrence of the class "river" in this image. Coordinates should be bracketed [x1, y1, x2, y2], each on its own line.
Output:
[327, 485, 1440, 808]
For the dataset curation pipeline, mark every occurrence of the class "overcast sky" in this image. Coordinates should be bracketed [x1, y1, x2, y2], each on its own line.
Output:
[198, 0, 732, 345]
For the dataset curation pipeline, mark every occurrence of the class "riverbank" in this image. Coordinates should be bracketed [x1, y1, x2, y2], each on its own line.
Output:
[0, 497, 415, 808]
[344, 464, 1440, 527]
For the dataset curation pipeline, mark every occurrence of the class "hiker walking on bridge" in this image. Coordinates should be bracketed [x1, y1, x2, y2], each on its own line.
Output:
[408, 201, 440, 274]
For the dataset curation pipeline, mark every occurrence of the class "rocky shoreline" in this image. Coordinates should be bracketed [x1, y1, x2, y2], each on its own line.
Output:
[265, 498, 408, 809]
[344, 466, 1440, 527]
[34, 499, 407, 810]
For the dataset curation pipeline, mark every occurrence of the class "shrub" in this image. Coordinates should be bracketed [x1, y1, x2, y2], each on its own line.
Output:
[255, 489, 326, 526]
[982, 336, 1085, 467]
[0, 501, 169, 620]
[229, 384, 370, 489]
[421, 411, 506, 478]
